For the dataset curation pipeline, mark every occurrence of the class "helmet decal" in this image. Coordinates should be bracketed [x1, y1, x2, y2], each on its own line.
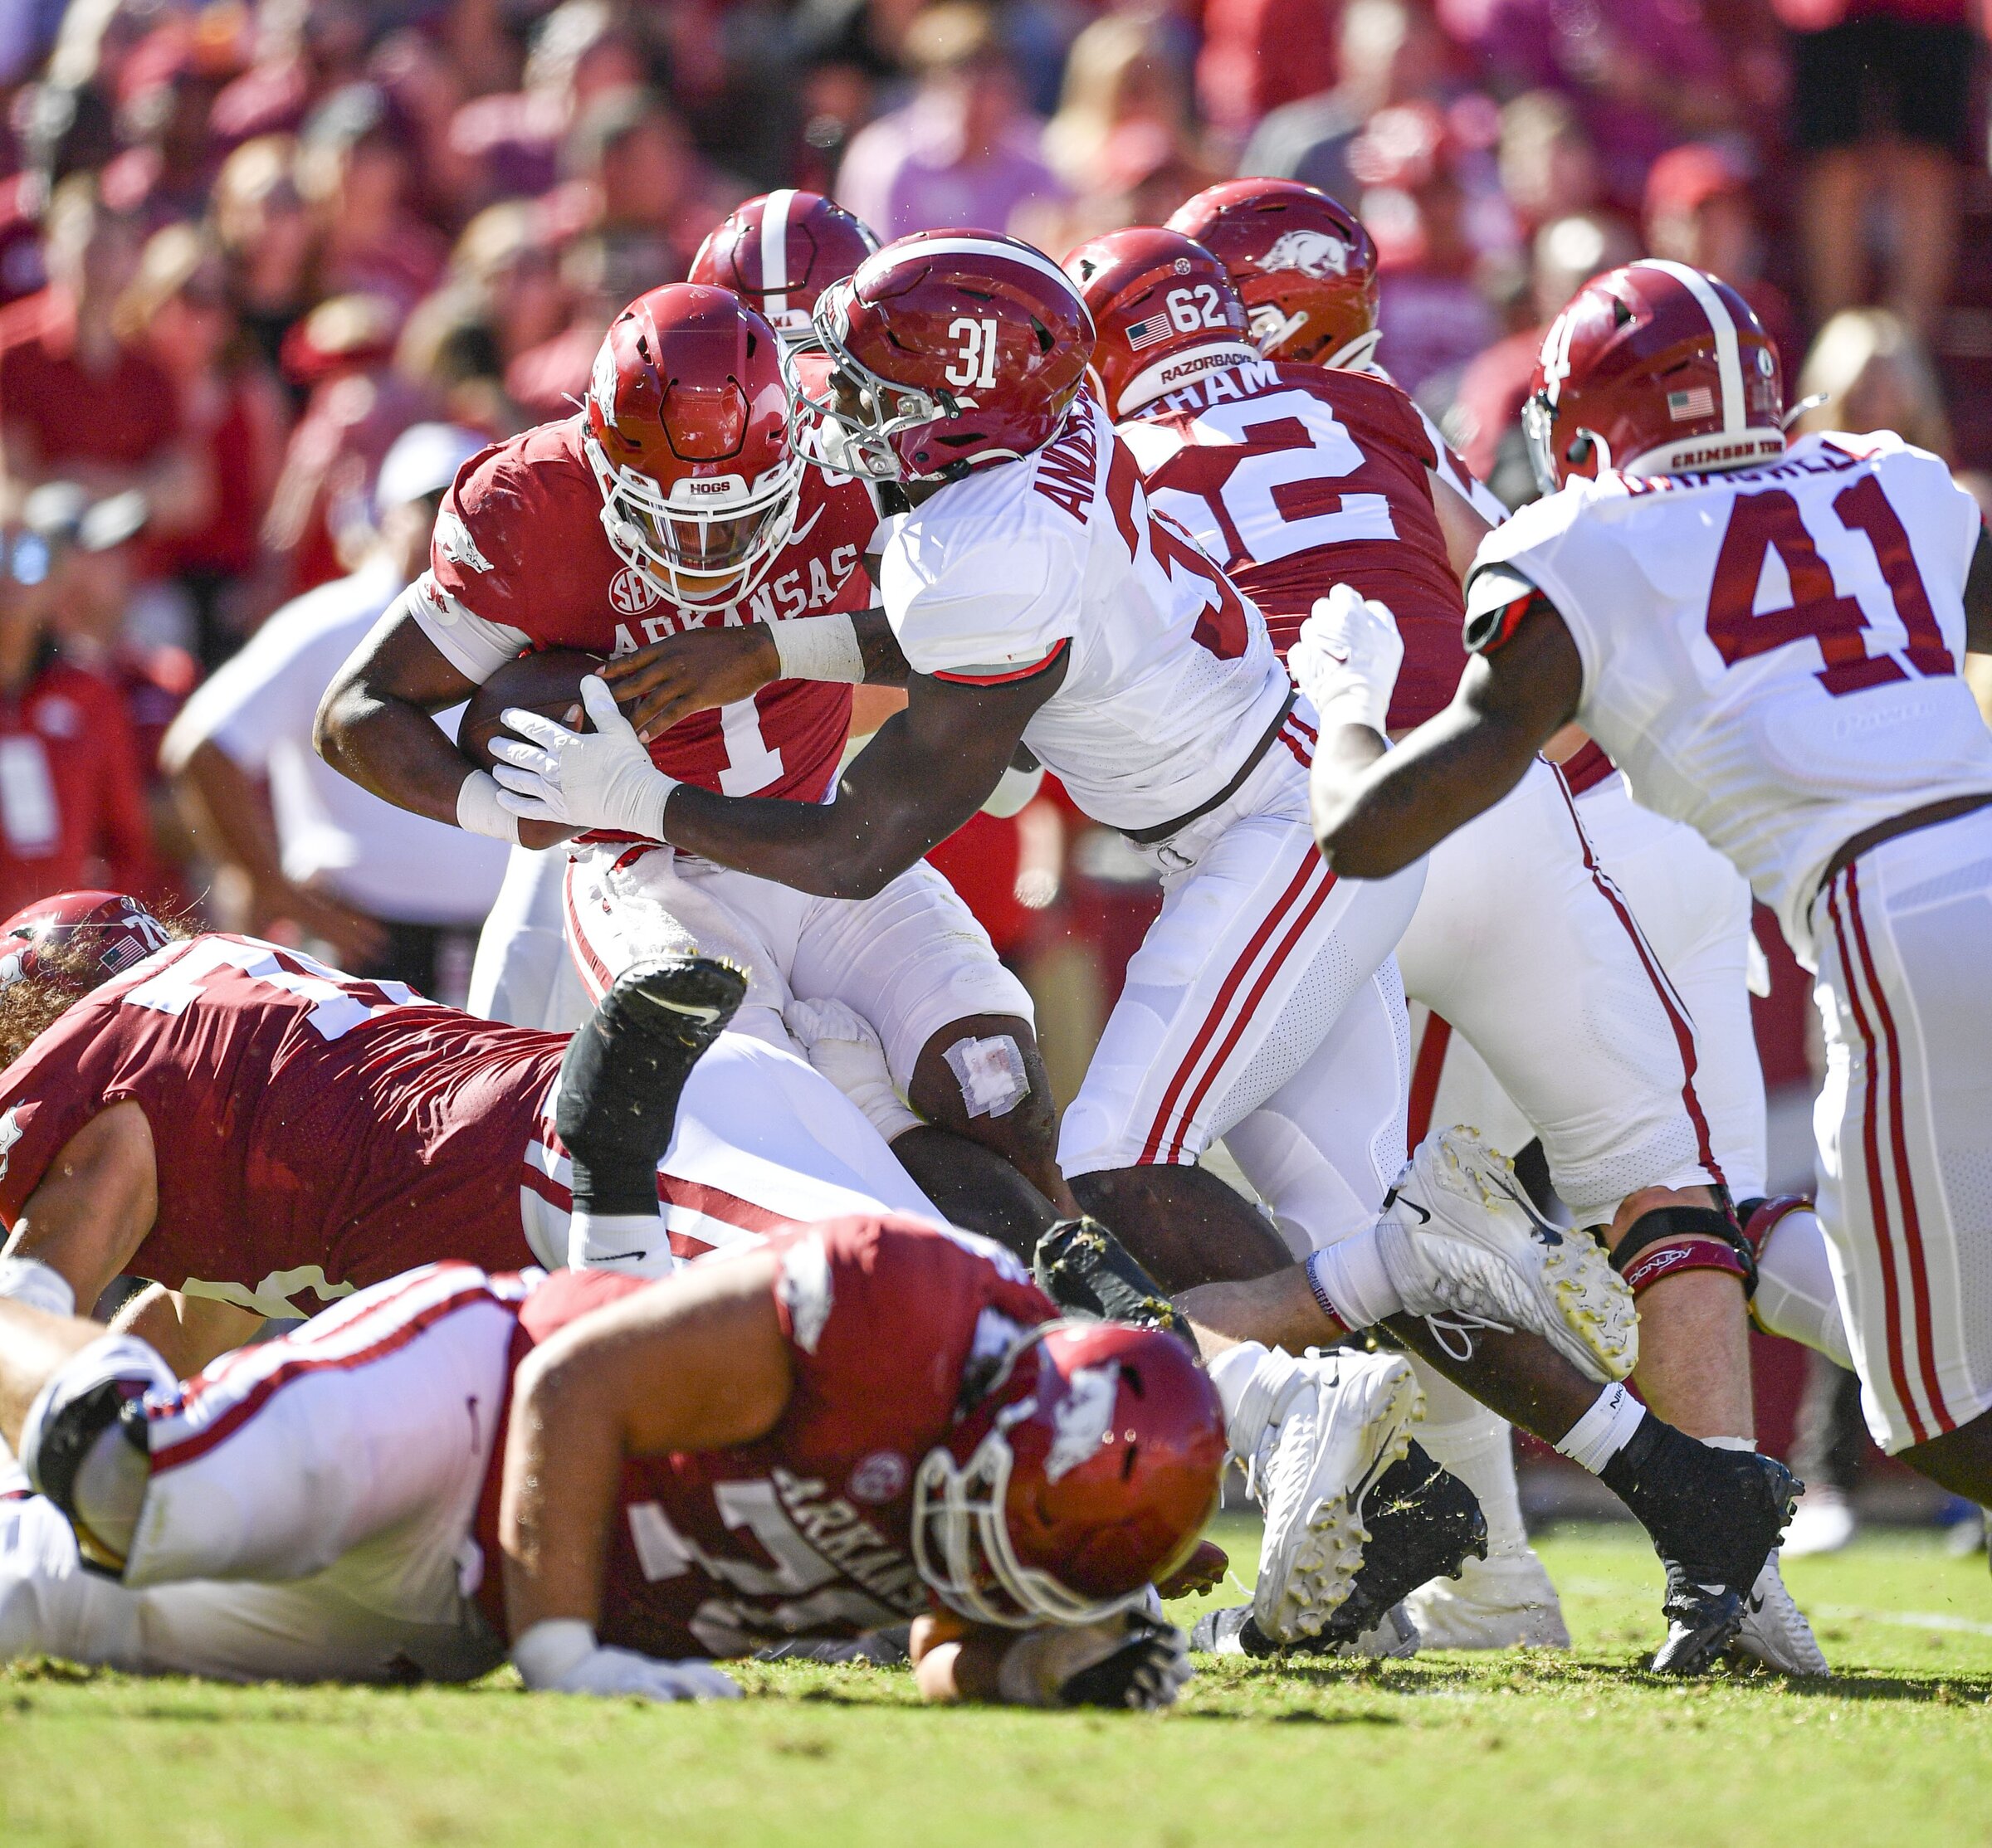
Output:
[1261, 229, 1351, 278]
[1042, 1362, 1120, 1482]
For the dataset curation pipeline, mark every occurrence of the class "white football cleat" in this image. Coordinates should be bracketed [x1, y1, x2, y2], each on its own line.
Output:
[1247, 1347, 1422, 1645]
[1403, 1548, 1572, 1650]
[1731, 1553, 1830, 1677]
[1781, 1485, 1857, 1558]
[1377, 1128, 1638, 1383]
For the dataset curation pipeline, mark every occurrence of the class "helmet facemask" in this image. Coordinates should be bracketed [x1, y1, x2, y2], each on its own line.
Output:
[910, 1324, 1154, 1630]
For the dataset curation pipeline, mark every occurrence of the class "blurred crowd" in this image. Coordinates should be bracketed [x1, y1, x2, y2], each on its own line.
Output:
[0, 0, 1985, 1029]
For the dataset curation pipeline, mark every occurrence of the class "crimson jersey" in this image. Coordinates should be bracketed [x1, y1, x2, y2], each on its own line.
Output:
[0, 934, 557, 1315]
[412, 414, 878, 804]
[1118, 358, 1470, 728]
[472, 1216, 1056, 1658]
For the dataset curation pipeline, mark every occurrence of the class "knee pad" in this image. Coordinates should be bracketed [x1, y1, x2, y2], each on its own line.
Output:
[19, 1334, 173, 1573]
[1609, 1205, 1757, 1299]
[555, 956, 745, 1217]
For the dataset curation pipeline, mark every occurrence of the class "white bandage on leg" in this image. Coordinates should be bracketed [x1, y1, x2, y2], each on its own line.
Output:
[1752, 1204, 1853, 1373]
[943, 1034, 1029, 1121]
[0, 1256, 77, 1318]
[771, 611, 866, 684]
[1553, 1381, 1647, 1475]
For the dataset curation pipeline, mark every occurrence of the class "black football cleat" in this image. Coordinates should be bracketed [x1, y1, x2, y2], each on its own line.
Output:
[554, 956, 746, 1217]
[1033, 1217, 1193, 1341]
[1597, 1419, 1800, 1675]
[1315, 1441, 1488, 1651]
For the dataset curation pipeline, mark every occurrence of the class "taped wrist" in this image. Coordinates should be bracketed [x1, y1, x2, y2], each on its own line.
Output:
[1609, 1205, 1757, 1298]
[771, 612, 865, 684]
[456, 768, 522, 843]
[513, 1618, 598, 1690]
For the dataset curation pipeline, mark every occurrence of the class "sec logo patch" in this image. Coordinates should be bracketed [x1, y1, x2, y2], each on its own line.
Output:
[847, 1450, 909, 1504]
[609, 566, 661, 615]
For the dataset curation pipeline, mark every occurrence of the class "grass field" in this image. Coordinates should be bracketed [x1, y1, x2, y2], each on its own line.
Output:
[4, 1519, 1990, 1848]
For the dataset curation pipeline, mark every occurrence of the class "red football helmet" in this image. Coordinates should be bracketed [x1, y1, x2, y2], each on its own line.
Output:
[913, 1319, 1225, 1627]
[0, 891, 171, 990]
[1523, 260, 1785, 496]
[1063, 226, 1257, 421]
[689, 189, 880, 344]
[583, 283, 803, 606]
[803, 231, 1095, 484]
[1168, 178, 1379, 369]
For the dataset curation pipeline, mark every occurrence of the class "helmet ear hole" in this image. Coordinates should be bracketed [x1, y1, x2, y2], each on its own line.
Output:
[1565, 432, 1594, 467]
[1614, 296, 1634, 328]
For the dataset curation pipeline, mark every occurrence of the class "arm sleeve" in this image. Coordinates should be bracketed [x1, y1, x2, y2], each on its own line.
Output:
[879, 528, 1081, 684]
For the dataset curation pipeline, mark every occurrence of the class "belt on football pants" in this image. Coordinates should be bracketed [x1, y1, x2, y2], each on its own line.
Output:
[1815, 790, 1992, 899]
[1120, 689, 1299, 848]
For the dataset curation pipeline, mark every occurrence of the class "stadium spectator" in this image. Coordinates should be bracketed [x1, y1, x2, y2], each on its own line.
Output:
[0, 176, 207, 538]
[295, 82, 447, 315]
[835, 2, 1066, 240]
[1794, 305, 1955, 462]
[0, 495, 159, 916]
[210, 134, 322, 386]
[1786, 0, 1977, 339]
[117, 221, 290, 668]
[162, 422, 508, 1002]
[1240, 0, 1452, 204]
[1642, 141, 1803, 378]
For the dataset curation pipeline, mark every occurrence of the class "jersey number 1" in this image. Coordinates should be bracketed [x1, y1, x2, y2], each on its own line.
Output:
[1705, 478, 1952, 695]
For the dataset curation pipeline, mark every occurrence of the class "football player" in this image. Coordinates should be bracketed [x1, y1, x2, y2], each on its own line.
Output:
[0, 1215, 1222, 1706]
[1309, 258, 1992, 1508]
[476, 233, 1799, 1668]
[1067, 202, 1822, 1670]
[314, 274, 1072, 1241]
[0, 890, 945, 1375]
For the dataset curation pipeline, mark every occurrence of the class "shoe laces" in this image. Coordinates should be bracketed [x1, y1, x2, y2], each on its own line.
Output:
[1420, 1309, 1515, 1363]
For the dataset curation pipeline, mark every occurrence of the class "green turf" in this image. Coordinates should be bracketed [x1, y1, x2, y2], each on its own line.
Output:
[3, 1520, 1989, 1848]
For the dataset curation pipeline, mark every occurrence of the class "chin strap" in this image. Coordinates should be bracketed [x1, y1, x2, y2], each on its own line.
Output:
[1606, 1204, 1758, 1298]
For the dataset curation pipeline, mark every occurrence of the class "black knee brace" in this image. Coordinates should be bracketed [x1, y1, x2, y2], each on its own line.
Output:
[555, 957, 745, 1217]
[1609, 1204, 1758, 1299]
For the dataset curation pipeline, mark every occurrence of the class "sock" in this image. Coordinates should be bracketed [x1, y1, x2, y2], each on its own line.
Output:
[1411, 1363, 1528, 1557]
[1204, 1341, 1294, 1460]
[1306, 1226, 1404, 1330]
[567, 1210, 666, 1270]
[1753, 1206, 1854, 1372]
[1554, 1382, 1648, 1475]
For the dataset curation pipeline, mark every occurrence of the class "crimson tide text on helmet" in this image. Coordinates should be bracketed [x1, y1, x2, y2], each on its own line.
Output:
[583, 283, 803, 605]
[689, 189, 881, 345]
[803, 230, 1096, 484]
[913, 1318, 1225, 1626]
[1168, 178, 1380, 369]
[1063, 226, 1257, 421]
[1523, 259, 1786, 497]
[0, 891, 171, 991]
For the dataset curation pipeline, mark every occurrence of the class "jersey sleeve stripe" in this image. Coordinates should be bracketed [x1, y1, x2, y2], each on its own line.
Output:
[928, 638, 1071, 685]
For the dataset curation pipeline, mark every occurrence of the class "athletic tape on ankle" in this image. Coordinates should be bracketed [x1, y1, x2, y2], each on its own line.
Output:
[1610, 1205, 1755, 1298]
[943, 1034, 1028, 1119]
[1554, 1382, 1647, 1475]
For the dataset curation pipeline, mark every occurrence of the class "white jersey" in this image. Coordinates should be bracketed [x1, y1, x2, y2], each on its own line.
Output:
[875, 394, 1292, 832]
[1468, 430, 1992, 958]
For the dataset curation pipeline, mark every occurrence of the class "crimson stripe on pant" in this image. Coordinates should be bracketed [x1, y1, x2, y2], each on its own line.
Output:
[562, 861, 615, 997]
[1136, 847, 1334, 1165]
[1824, 875, 1928, 1446]
[149, 1268, 506, 1475]
[1551, 768, 1726, 1191]
[1406, 1014, 1452, 1150]
[1845, 862, 1953, 1436]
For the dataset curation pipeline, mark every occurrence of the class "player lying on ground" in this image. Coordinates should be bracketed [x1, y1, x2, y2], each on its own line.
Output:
[0, 1216, 1228, 1707]
[1307, 258, 1992, 1507]
[1067, 197, 1819, 1671]
[315, 269, 1072, 1239]
[0, 892, 970, 1373]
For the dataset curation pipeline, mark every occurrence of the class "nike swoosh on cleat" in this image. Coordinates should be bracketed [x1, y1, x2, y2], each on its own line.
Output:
[1398, 1198, 1431, 1225]
[593, 1250, 647, 1263]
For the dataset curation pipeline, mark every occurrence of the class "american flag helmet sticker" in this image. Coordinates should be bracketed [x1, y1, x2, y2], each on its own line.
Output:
[1125, 310, 1172, 351]
[1667, 385, 1716, 421]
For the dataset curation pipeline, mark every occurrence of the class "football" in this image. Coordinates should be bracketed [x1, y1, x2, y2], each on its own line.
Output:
[458, 646, 606, 771]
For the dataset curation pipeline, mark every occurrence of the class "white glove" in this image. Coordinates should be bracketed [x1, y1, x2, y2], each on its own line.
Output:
[512, 1618, 741, 1702]
[491, 677, 681, 840]
[995, 1614, 1193, 1711]
[1288, 583, 1404, 734]
[784, 997, 922, 1143]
